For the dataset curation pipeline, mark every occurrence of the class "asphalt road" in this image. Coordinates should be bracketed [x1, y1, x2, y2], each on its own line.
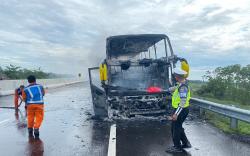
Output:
[0, 82, 249, 156]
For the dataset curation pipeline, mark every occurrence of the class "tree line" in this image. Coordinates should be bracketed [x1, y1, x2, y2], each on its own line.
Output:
[196, 64, 250, 105]
[0, 64, 68, 80]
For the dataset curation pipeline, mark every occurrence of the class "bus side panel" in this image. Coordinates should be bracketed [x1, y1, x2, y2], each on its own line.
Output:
[90, 84, 108, 118]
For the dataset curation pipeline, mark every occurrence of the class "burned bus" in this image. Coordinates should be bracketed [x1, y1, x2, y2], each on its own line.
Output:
[88, 34, 187, 118]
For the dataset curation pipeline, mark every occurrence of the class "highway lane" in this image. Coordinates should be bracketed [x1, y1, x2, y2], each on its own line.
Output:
[0, 82, 249, 156]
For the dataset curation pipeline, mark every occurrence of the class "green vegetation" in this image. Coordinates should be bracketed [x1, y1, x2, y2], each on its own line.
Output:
[193, 96, 250, 110]
[189, 80, 205, 93]
[191, 64, 250, 135]
[204, 111, 250, 135]
[193, 93, 250, 135]
[0, 64, 69, 80]
[196, 64, 250, 109]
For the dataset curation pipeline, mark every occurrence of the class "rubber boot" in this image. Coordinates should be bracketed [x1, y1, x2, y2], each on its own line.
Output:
[34, 128, 39, 138]
[28, 128, 33, 137]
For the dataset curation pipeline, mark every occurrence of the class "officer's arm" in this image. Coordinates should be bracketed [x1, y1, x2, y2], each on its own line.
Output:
[168, 86, 177, 92]
[174, 85, 188, 116]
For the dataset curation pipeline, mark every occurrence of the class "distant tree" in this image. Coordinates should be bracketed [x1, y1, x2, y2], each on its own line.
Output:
[0, 66, 5, 80]
[1, 64, 57, 80]
[4, 64, 21, 79]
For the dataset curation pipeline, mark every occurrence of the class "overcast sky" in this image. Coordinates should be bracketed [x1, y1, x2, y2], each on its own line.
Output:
[0, 0, 249, 80]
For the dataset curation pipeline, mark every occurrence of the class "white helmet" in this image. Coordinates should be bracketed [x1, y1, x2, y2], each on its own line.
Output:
[173, 68, 187, 76]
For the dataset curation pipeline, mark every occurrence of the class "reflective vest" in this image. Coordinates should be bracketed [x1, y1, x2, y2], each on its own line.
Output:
[24, 84, 44, 105]
[171, 84, 191, 108]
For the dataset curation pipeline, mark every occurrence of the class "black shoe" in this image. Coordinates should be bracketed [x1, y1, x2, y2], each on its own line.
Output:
[166, 146, 183, 153]
[28, 128, 33, 137]
[34, 128, 39, 138]
[182, 142, 192, 148]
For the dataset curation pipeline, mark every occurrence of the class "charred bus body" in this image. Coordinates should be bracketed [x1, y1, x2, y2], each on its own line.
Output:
[88, 34, 181, 118]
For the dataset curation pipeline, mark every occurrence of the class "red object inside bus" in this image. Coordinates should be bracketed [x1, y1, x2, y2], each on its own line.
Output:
[147, 86, 162, 93]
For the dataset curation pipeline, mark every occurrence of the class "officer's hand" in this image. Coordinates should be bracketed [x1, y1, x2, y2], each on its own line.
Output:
[167, 116, 173, 121]
[172, 114, 177, 121]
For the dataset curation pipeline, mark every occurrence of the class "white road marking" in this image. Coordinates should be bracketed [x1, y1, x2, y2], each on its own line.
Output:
[0, 119, 10, 125]
[107, 124, 116, 156]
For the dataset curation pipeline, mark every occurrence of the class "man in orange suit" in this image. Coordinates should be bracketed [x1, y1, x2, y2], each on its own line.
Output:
[22, 75, 45, 138]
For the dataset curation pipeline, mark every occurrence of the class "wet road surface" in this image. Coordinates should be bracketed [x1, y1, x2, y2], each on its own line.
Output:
[0, 82, 249, 156]
[0, 82, 110, 156]
[116, 119, 250, 156]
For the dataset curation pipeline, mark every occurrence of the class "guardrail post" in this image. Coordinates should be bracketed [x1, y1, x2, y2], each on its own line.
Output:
[192, 98, 250, 130]
[199, 108, 206, 119]
[230, 118, 238, 129]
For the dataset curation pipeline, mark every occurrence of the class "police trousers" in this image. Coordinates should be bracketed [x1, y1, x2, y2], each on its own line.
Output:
[171, 107, 189, 148]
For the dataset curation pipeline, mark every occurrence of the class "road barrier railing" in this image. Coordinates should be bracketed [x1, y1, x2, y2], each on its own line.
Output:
[191, 97, 250, 129]
[0, 78, 84, 96]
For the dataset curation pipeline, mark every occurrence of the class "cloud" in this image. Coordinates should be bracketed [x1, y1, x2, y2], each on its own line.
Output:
[0, 0, 249, 79]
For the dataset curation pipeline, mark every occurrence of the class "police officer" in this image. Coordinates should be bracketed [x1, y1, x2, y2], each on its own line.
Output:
[22, 75, 45, 138]
[166, 68, 191, 153]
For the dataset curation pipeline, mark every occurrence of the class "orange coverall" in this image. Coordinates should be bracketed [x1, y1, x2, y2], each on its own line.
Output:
[14, 88, 24, 109]
[14, 89, 19, 109]
[22, 90, 45, 129]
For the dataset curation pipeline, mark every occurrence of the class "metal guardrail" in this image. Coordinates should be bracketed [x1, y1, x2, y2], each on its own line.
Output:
[191, 97, 250, 129]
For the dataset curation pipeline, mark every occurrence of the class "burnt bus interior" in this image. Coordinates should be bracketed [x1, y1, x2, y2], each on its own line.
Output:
[106, 34, 176, 91]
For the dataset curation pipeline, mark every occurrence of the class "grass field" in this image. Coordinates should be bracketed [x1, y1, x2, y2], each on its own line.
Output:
[205, 111, 250, 135]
